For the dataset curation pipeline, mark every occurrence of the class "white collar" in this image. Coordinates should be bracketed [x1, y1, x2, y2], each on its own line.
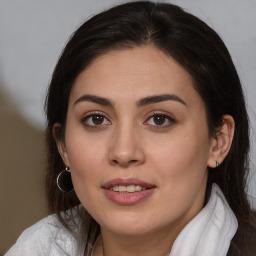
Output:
[169, 184, 238, 256]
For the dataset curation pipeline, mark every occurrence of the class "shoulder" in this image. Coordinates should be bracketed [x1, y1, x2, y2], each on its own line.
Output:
[5, 213, 83, 256]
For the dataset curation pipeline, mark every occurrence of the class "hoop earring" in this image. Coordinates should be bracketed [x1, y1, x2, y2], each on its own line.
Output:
[216, 161, 220, 168]
[57, 167, 74, 193]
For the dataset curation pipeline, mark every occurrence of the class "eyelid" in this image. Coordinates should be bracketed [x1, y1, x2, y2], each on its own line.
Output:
[81, 111, 111, 127]
[144, 111, 176, 128]
[81, 110, 111, 120]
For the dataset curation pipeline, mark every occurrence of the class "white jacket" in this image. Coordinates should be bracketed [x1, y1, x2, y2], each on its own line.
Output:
[5, 184, 237, 256]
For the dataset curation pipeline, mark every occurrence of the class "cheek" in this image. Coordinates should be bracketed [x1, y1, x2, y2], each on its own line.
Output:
[64, 127, 107, 187]
[67, 142, 104, 172]
[147, 128, 210, 188]
[65, 135, 107, 214]
[145, 133, 210, 220]
[68, 147, 106, 184]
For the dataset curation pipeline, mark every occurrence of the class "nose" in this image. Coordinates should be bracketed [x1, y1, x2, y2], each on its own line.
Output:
[108, 124, 145, 167]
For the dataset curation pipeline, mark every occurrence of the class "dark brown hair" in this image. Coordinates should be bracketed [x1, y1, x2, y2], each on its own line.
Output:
[45, 1, 255, 253]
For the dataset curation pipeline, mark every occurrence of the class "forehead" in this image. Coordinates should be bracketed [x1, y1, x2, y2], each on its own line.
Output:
[70, 45, 199, 105]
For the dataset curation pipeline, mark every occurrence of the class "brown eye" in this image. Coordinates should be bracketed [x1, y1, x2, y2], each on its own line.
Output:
[82, 114, 111, 127]
[153, 115, 166, 125]
[145, 113, 175, 128]
[92, 115, 104, 125]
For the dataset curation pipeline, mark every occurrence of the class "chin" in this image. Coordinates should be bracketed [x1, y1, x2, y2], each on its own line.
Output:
[105, 223, 154, 237]
[98, 210, 166, 237]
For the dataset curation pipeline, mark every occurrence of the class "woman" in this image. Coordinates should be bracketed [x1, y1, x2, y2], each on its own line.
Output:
[6, 1, 256, 255]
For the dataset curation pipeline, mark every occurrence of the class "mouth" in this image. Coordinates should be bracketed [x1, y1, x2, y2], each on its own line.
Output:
[102, 178, 156, 205]
[102, 178, 156, 192]
[109, 185, 148, 193]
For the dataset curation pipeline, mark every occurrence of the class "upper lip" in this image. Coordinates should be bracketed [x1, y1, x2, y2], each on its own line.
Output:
[102, 178, 156, 189]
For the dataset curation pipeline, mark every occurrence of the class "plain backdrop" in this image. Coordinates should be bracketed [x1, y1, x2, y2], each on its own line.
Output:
[0, 0, 255, 254]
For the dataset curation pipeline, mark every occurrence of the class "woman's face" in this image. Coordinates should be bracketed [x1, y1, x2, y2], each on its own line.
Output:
[58, 46, 217, 238]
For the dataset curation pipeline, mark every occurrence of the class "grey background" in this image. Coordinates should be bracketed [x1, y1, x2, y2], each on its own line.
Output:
[0, 0, 255, 254]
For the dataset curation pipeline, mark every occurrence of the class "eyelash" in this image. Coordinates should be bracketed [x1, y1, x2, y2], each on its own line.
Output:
[144, 112, 176, 129]
[81, 112, 111, 128]
[81, 112, 175, 129]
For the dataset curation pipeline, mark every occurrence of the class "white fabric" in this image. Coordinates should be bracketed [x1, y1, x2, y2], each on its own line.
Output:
[169, 184, 238, 256]
[5, 184, 237, 256]
[4, 214, 85, 256]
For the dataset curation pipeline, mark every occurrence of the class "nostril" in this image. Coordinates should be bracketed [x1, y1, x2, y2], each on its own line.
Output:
[111, 158, 138, 166]
[108, 143, 145, 166]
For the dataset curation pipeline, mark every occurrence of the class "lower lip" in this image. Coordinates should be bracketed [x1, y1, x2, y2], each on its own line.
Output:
[103, 188, 155, 205]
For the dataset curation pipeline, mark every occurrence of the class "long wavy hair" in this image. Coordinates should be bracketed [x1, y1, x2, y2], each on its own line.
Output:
[45, 1, 255, 254]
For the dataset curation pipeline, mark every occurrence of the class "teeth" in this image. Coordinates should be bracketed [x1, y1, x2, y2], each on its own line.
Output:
[127, 185, 136, 192]
[112, 186, 119, 192]
[110, 185, 146, 193]
[119, 185, 127, 192]
[135, 185, 143, 191]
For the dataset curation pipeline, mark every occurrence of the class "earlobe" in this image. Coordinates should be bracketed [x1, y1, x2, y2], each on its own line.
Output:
[207, 115, 235, 168]
[53, 123, 70, 167]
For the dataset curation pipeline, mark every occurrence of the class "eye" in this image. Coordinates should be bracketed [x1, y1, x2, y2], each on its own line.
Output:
[145, 113, 175, 127]
[82, 113, 111, 127]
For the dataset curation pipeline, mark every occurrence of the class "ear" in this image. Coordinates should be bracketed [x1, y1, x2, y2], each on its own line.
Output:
[207, 115, 235, 168]
[53, 123, 70, 167]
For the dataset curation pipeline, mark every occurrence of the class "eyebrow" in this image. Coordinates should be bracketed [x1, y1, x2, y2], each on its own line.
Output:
[137, 94, 187, 107]
[74, 94, 114, 107]
[73, 93, 187, 108]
